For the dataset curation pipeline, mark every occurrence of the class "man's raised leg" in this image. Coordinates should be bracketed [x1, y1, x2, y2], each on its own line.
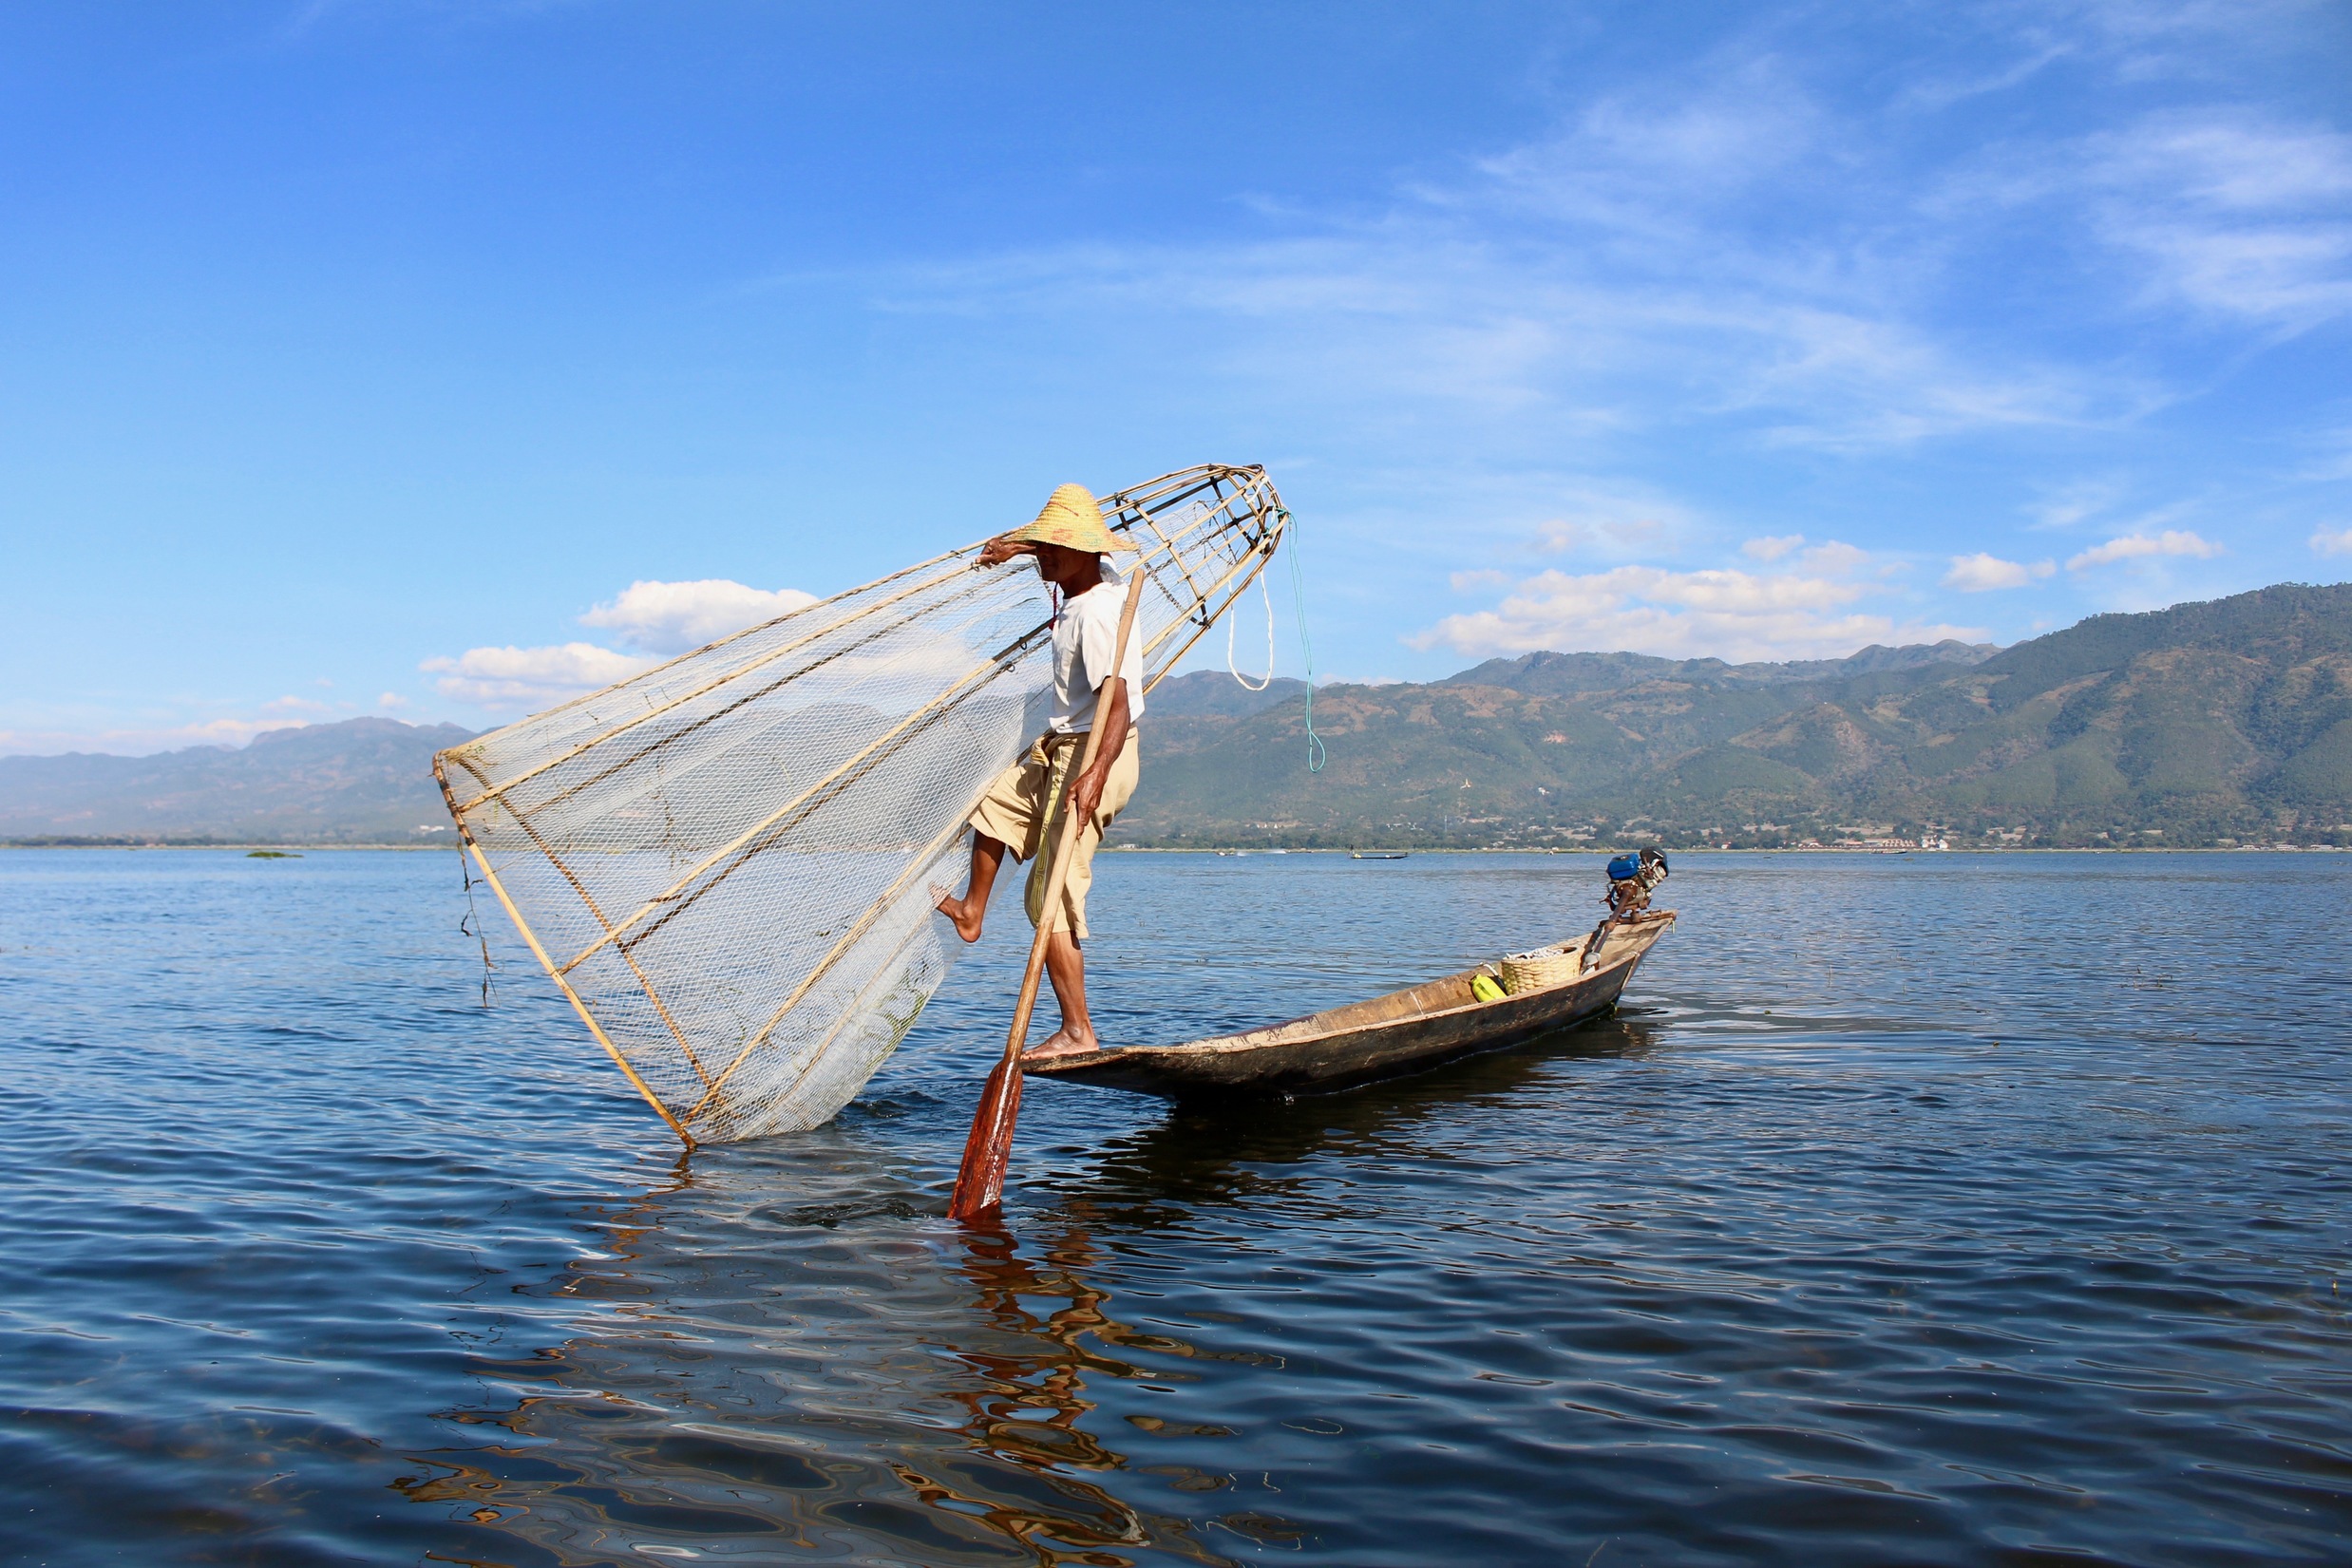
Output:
[937, 832, 1007, 944]
[1024, 930, 1098, 1059]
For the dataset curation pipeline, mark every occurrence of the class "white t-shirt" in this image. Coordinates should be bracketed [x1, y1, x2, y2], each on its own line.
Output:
[1047, 569, 1147, 734]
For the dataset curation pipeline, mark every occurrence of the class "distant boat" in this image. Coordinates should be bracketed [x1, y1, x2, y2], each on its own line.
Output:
[1028, 913, 1675, 1099]
[1351, 851, 1409, 860]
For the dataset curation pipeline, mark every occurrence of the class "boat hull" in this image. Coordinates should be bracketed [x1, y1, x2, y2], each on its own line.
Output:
[1027, 913, 1674, 1099]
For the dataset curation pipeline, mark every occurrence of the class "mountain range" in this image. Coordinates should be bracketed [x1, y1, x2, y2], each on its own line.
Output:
[0, 719, 474, 843]
[1121, 582, 2352, 849]
[4, 583, 2346, 849]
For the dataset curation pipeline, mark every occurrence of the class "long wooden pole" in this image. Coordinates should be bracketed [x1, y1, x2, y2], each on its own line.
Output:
[947, 565, 1148, 1221]
[434, 464, 1280, 1151]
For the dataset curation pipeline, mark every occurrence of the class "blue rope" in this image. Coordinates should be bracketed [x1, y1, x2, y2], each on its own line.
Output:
[1280, 509, 1326, 773]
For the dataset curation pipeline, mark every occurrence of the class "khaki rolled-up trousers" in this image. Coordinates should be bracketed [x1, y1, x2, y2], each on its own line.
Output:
[964, 728, 1140, 939]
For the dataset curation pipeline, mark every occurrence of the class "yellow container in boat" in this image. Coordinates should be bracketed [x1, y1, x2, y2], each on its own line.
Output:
[1470, 973, 1508, 1004]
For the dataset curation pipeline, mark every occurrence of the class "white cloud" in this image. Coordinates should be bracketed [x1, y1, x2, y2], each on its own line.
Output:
[1742, 534, 1805, 561]
[417, 577, 818, 712]
[420, 643, 653, 708]
[580, 579, 819, 656]
[1411, 560, 1982, 664]
[2312, 525, 2352, 557]
[1451, 569, 1512, 593]
[1944, 553, 2058, 591]
[261, 694, 333, 715]
[376, 691, 412, 710]
[2065, 529, 2224, 570]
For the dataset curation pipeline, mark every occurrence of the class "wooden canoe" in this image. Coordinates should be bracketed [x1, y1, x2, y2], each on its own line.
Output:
[1025, 910, 1676, 1098]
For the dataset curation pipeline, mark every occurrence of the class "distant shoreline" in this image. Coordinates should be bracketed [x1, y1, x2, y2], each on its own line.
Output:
[3, 842, 2340, 855]
[0, 841, 454, 852]
[1101, 845, 2349, 854]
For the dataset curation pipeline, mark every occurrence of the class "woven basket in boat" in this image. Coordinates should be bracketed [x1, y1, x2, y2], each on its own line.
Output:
[1502, 946, 1581, 994]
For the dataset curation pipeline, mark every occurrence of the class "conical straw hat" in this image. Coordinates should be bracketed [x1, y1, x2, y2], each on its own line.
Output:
[1008, 482, 1134, 554]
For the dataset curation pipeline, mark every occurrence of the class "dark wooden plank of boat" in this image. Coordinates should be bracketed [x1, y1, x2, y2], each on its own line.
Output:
[1029, 915, 1673, 1099]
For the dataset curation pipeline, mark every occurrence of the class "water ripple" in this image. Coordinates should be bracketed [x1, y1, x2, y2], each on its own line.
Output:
[2, 848, 2348, 1564]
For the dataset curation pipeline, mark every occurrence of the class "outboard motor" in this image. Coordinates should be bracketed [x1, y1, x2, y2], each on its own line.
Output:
[1583, 846, 1669, 973]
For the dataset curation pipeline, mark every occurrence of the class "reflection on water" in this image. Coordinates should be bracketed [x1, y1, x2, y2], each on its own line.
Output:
[5, 850, 2352, 1565]
[402, 1013, 1673, 1565]
[405, 1161, 1248, 1565]
[1082, 1011, 1667, 1219]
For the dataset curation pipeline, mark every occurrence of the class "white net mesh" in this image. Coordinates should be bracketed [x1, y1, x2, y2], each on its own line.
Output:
[437, 464, 1288, 1144]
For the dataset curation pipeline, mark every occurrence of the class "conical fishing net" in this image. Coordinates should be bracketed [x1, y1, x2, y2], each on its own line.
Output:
[437, 464, 1289, 1144]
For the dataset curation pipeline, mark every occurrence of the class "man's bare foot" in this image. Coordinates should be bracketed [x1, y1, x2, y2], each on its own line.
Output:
[936, 895, 983, 944]
[1022, 1027, 1099, 1062]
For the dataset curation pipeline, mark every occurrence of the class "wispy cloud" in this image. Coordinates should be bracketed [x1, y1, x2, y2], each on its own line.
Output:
[856, 51, 2148, 458]
[2294, 425, 2352, 482]
[2311, 525, 2352, 557]
[2025, 479, 2127, 531]
[1952, 109, 2352, 332]
[1528, 484, 1693, 557]
[1898, 41, 2074, 113]
[1944, 553, 2058, 591]
[873, 241, 2125, 457]
[1799, 540, 1871, 576]
[2087, 114, 2352, 328]
[2066, 529, 2224, 570]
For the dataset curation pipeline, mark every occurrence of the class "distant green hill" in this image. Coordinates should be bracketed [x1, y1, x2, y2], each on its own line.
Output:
[0, 718, 474, 843]
[1116, 584, 2352, 849]
[7, 585, 2344, 849]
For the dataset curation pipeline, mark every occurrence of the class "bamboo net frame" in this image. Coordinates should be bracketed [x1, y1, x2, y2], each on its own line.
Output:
[436, 463, 1289, 1145]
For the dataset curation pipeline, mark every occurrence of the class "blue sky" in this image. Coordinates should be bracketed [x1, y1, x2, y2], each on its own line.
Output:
[4, 1, 2348, 753]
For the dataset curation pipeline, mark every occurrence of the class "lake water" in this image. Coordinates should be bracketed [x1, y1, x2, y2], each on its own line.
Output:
[2, 848, 2348, 1566]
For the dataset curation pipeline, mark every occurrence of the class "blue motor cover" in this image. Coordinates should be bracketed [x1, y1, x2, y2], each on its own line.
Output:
[1607, 852, 1642, 881]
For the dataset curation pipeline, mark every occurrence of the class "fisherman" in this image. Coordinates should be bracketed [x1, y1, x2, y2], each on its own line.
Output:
[936, 482, 1145, 1062]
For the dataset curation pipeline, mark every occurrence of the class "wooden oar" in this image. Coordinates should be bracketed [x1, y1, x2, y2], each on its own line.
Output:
[948, 565, 1148, 1221]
